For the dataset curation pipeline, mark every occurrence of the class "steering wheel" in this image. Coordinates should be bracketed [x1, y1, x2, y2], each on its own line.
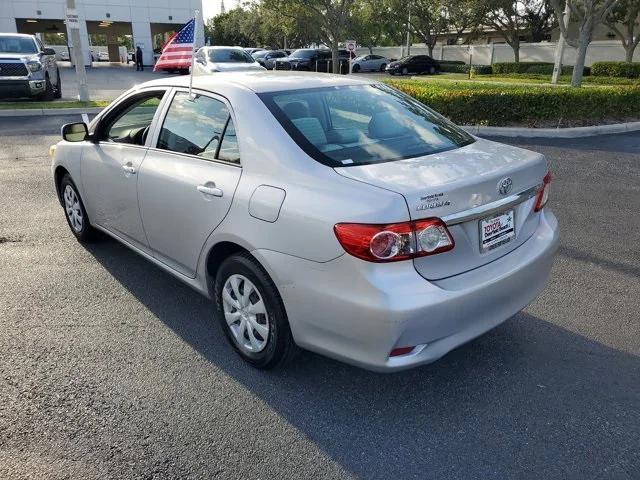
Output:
[140, 125, 151, 145]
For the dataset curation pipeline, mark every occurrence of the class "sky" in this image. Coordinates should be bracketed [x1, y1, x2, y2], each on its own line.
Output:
[202, 0, 222, 20]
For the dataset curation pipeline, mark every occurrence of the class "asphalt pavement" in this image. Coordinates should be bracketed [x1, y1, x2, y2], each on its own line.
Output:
[0, 115, 638, 479]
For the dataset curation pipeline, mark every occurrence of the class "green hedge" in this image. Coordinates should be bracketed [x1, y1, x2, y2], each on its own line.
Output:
[384, 78, 640, 126]
[482, 73, 639, 86]
[440, 63, 492, 74]
[592, 61, 640, 78]
[493, 62, 590, 76]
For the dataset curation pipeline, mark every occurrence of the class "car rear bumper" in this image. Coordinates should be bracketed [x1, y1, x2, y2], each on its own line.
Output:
[253, 209, 559, 372]
[0, 79, 46, 98]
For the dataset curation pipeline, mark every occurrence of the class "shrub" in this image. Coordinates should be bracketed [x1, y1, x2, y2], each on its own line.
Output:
[492, 62, 589, 76]
[591, 61, 640, 78]
[384, 78, 640, 126]
[439, 63, 492, 74]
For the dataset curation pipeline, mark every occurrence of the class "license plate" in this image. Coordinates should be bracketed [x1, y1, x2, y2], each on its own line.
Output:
[480, 209, 515, 252]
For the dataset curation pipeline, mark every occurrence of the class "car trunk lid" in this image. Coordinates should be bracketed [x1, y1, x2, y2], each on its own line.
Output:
[334, 138, 548, 280]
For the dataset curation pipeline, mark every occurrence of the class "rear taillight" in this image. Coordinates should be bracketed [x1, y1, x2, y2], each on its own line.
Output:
[534, 171, 552, 212]
[334, 218, 454, 263]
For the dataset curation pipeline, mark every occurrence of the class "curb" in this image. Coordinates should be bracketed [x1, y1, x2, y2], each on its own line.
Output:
[462, 121, 640, 138]
[0, 107, 104, 117]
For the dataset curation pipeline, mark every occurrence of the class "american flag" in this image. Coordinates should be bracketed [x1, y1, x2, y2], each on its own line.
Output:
[153, 18, 195, 71]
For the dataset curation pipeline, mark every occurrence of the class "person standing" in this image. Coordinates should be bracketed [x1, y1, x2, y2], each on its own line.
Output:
[136, 46, 144, 71]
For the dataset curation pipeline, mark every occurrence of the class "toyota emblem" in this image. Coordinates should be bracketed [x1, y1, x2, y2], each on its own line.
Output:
[498, 177, 513, 195]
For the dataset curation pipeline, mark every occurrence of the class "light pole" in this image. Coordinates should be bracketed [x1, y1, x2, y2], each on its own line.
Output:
[66, 0, 89, 101]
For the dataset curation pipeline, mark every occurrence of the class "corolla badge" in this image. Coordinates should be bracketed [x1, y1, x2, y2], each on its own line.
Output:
[498, 177, 513, 195]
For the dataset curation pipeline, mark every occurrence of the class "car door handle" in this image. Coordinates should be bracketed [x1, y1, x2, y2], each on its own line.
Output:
[122, 164, 136, 174]
[197, 184, 223, 197]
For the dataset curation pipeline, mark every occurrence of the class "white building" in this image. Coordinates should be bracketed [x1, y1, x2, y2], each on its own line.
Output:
[0, 1, 205, 66]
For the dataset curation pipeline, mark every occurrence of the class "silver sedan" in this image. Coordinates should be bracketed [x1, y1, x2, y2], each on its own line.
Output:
[51, 72, 558, 372]
[351, 54, 389, 72]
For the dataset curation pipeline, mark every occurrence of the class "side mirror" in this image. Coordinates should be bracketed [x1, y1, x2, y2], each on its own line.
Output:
[43, 48, 57, 56]
[62, 122, 88, 142]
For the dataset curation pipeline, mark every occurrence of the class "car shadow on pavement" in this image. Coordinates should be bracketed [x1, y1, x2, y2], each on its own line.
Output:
[85, 238, 640, 479]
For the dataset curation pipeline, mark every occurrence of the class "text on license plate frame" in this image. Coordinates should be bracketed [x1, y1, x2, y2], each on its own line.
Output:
[479, 209, 515, 252]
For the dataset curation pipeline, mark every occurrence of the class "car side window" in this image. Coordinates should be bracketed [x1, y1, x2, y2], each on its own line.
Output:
[217, 118, 240, 164]
[157, 91, 238, 163]
[101, 92, 164, 146]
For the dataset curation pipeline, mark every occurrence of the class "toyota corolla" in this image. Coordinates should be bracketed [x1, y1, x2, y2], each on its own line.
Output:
[50, 72, 559, 372]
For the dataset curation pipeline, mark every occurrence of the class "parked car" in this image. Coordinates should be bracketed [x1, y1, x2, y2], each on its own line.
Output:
[96, 51, 110, 62]
[244, 48, 265, 55]
[252, 49, 289, 70]
[351, 54, 388, 73]
[193, 46, 265, 74]
[55, 48, 70, 62]
[386, 55, 440, 75]
[0, 33, 61, 100]
[51, 72, 558, 372]
[275, 48, 350, 73]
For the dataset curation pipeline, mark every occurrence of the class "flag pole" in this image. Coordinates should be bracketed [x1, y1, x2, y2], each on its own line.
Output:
[189, 11, 199, 99]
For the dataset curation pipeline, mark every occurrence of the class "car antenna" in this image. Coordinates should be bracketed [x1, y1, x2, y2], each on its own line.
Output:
[188, 10, 199, 100]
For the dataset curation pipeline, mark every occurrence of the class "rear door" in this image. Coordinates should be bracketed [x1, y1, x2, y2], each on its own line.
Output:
[137, 88, 242, 277]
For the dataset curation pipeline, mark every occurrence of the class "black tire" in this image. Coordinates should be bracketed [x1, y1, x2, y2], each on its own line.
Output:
[54, 70, 62, 99]
[428, 65, 436, 75]
[37, 74, 55, 101]
[352, 64, 360, 73]
[214, 252, 297, 369]
[379, 63, 386, 72]
[59, 174, 96, 242]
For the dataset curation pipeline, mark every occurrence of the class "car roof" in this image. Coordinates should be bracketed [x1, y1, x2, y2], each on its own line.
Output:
[138, 71, 375, 94]
[200, 46, 245, 50]
[0, 33, 35, 38]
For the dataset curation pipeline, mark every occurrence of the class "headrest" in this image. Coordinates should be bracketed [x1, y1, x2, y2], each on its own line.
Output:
[368, 111, 409, 139]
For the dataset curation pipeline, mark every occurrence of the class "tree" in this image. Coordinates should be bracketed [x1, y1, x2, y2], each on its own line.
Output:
[205, 4, 320, 49]
[550, 0, 618, 86]
[605, 0, 640, 62]
[484, 0, 527, 62]
[408, 0, 449, 56]
[523, 0, 557, 41]
[350, 0, 399, 53]
[444, 0, 487, 45]
[264, 0, 357, 72]
[206, 8, 257, 46]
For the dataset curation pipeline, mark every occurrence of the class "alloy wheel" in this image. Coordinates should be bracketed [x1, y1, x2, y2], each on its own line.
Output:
[222, 274, 270, 353]
[63, 184, 83, 232]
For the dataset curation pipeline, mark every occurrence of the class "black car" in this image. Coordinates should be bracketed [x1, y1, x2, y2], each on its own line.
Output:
[275, 48, 351, 74]
[385, 55, 440, 75]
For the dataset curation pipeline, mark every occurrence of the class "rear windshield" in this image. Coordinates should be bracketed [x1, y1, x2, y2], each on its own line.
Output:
[208, 49, 254, 63]
[259, 84, 474, 166]
[0, 36, 37, 54]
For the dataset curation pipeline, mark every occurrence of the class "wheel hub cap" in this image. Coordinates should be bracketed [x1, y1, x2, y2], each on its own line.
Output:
[63, 185, 83, 233]
[221, 274, 270, 353]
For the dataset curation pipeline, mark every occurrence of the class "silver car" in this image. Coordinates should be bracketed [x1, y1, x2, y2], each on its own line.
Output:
[351, 54, 389, 73]
[51, 72, 558, 372]
[193, 46, 265, 74]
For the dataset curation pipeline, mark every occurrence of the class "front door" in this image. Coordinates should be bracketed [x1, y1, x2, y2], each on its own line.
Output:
[81, 90, 166, 251]
[138, 89, 242, 277]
